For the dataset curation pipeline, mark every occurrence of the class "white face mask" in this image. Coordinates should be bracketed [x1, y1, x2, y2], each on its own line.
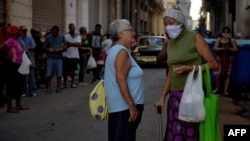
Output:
[222, 33, 231, 38]
[41, 31, 46, 36]
[165, 24, 183, 39]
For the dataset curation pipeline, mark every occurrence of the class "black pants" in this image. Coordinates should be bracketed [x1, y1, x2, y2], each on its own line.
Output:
[108, 104, 144, 141]
[0, 63, 5, 106]
[4, 60, 22, 97]
[78, 54, 90, 82]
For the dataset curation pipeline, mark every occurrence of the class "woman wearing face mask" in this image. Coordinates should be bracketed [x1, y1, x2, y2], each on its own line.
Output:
[213, 26, 238, 95]
[154, 7, 218, 141]
[31, 26, 48, 89]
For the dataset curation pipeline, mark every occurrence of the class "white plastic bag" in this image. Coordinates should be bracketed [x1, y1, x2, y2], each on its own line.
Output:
[18, 51, 31, 75]
[87, 55, 97, 69]
[178, 65, 205, 123]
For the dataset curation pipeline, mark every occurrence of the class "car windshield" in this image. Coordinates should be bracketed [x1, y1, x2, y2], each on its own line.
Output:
[138, 37, 164, 46]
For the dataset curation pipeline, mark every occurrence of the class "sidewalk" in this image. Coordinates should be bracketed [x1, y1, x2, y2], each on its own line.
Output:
[218, 96, 250, 140]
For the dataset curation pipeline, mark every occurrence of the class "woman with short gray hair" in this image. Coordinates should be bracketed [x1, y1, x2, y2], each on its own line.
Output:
[104, 19, 145, 141]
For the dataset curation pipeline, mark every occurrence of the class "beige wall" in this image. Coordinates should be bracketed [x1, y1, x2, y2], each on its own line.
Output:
[8, 0, 32, 31]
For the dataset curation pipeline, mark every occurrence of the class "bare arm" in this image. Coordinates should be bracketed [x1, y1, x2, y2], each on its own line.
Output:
[154, 67, 171, 112]
[173, 34, 218, 74]
[229, 38, 238, 52]
[43, 43, 53, 53]
[213, 38, 224, 51]
[66, 42, 81, 47]
[79, 46, 93, 54]
[115, 49, 139, 122]
[156, 42, 167, 64]
[195, 33, 218, 71]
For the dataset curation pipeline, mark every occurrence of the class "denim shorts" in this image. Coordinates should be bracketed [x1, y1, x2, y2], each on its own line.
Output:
[46, 58, 63, 77]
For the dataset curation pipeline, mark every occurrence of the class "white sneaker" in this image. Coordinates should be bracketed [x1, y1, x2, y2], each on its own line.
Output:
[21, 94, 26, 97]
[32, 93, 37, 96]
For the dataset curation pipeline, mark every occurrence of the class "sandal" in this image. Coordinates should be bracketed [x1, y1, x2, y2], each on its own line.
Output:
[224, 91, 229, 96]
[71, 84, 77, 88]
[15, 106, 30, 110]
[212, 89, 218, 93]
[7, 108, 19, 113]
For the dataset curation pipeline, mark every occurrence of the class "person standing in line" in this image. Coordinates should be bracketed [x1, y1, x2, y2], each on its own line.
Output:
[104, 19, 144, 141]
[100, 33, 113, 79]
[31, 26, 48, 89]
[0, 20, 7, 107]
[154, 7, 218, 141]
[18, 26, 37, 97]
[213, 26, 238, 95]
[102, 33, 113, 56]
[78, 26, 92, 85]
[0, 26, 30, 113]
[62, 23, 81, 88]
[44, 25, 66, 94]
[88, 24, 103, 83]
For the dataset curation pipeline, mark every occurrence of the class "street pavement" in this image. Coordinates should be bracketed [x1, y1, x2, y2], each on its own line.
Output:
[0, 68, 250, 141]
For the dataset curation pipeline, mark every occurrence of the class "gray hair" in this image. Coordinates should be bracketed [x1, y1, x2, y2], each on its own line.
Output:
[109, 19, 131, 42]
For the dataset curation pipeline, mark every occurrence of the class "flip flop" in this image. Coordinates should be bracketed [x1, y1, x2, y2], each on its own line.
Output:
[7, 109, 20, 113]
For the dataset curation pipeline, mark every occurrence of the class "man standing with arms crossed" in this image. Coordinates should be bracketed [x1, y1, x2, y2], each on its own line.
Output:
[44, 26, 66, 94]
[62, 23, 81, 88]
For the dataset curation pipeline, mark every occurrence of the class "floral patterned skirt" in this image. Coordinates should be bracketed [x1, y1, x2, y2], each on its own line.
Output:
[164, 90, 199, 141]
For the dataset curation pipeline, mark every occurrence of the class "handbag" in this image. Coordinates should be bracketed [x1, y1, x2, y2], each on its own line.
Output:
[96, 49, 106, 65]
[18, 51, 31, 75]
[178, 65, 205, 123]
[87, 54, 97, 69]
[89, 79, 108, 120]
[199, 64, 222, 141]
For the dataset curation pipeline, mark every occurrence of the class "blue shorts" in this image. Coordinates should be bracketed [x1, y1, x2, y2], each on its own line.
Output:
[46, 58, 63, 77]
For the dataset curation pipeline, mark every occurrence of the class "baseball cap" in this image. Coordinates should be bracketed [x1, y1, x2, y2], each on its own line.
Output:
[19, 25, 27, 31]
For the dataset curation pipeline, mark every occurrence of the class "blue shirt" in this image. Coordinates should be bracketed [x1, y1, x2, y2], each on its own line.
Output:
[45, 33, 65, 59]
[18, 36, 36, 57]
[104, 44, 144, 113]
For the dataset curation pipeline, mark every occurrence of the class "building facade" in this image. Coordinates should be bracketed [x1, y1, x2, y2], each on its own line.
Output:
[1, 0, 166, 36]
[164, 0, 193, 30]
[201, 0, 250, 38]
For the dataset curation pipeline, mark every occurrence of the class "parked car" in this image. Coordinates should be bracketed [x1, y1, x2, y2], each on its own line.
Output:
[132, 36, 166, 65]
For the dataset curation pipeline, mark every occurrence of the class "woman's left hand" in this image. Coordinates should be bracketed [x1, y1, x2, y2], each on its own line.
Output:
[128, 105, 139, 122]
[173, 66, 191, 74]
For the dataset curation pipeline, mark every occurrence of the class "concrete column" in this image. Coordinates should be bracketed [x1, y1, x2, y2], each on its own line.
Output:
[65, 0, 77, 32]
[99, 0, 109, 33]
[116, 0, 122, 19]
[130, 0, 136, 28]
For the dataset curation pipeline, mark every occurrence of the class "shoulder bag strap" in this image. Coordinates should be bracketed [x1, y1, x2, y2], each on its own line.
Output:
[203, 64, 212, 96]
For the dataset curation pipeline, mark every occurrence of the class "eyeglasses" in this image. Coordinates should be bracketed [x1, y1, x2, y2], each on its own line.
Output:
[123, 28, 134, 32]
[122, 28, 135, 36]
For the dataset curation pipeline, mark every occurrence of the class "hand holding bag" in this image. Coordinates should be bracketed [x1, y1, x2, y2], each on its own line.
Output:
[89, 79, 108, 120]
[18, 51, 31, 75]
[199, 64, 222, 141]
[87, 54, 97, 69]
[178, 65, 205, 123]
